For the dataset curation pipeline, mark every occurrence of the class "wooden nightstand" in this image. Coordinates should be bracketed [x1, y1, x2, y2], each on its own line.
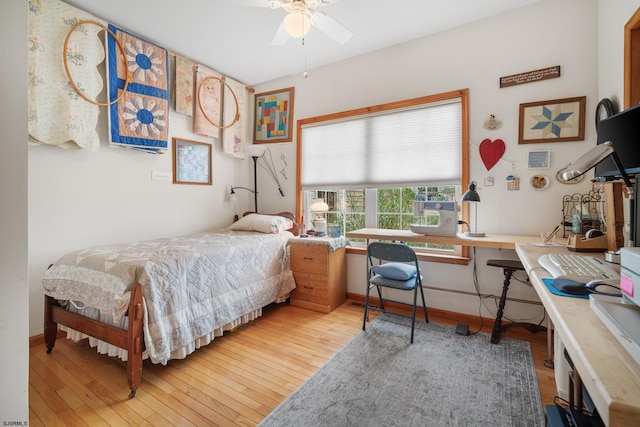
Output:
[289, 237, 347, 313]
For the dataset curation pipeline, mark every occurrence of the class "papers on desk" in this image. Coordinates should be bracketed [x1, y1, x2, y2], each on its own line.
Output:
[529, 243, 563, 247]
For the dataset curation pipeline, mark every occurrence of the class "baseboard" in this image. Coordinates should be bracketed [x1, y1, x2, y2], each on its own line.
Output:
[347, 292, 488, 326]
[29, 329, 66, 348]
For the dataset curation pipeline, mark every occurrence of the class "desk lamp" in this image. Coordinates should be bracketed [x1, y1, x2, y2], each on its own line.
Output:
[310, 198, 329, 237]
[230, 144, 267, 212]
[461, 181, 485, 237]
[560, 141, 634, 247]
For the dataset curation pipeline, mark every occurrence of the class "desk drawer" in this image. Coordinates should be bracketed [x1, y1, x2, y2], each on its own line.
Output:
[290, 244, 328, 275]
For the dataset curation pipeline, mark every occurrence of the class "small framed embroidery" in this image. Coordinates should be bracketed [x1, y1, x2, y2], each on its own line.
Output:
[172, 138, 212, 185]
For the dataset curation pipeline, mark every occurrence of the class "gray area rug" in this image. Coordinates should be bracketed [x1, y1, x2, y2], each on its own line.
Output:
[259, 313, 544, 427]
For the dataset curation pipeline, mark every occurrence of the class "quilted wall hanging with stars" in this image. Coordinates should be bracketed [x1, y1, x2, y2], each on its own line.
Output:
[518, 96, 585, 144]
[107, 24, 169, 154]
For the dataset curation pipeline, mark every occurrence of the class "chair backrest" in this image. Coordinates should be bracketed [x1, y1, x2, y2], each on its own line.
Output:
[367, 242, 418, 265]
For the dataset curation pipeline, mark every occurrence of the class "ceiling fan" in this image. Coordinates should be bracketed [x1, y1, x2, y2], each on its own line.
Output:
[235, 0, 354, 45]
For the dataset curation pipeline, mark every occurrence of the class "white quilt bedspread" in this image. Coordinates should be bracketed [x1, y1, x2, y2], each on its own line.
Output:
[43, 229, 296, 364]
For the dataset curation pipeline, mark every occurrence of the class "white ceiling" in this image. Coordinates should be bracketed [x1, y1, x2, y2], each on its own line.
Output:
[64, 0, 542, 86]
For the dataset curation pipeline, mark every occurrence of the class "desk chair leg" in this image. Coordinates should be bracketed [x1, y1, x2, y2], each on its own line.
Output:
[410, 288, 418, 343]
[363, 284, 371, 331]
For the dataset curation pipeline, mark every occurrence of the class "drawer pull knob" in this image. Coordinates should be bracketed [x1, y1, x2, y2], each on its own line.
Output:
[303, 257, 314, 261]
[303, 285, 314, 290]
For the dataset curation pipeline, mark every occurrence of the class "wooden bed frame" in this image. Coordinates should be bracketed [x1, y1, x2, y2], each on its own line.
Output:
[44, 212, 299, 399]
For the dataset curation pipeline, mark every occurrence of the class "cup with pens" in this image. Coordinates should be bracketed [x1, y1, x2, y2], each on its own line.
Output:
[541, 225, 561, 245]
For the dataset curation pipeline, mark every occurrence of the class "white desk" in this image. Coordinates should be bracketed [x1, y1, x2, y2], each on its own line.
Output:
[346, 228, 541, 249]
[516, 243, 640, 426]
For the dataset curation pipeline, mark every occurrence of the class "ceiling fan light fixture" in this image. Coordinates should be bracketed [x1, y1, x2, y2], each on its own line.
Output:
[283, 7, 311, 38]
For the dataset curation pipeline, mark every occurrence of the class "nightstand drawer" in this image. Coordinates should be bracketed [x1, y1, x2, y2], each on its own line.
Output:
[290, 244, 328, 275]
[290, 272, 329, 305]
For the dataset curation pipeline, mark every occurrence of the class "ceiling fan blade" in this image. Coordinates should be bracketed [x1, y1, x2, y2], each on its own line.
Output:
[270, 21, 291, 45]
[229, 0, 283, 9]
[310, 11, 353, 44]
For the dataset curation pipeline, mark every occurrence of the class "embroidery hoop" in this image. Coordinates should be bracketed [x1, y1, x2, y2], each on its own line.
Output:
[197, 76, 240, 129]
[63, 20, 130, 107]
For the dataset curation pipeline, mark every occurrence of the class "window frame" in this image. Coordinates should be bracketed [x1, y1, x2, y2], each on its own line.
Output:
[295, 89, 471, 262]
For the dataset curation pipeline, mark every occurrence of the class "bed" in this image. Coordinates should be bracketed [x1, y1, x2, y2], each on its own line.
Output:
[42, 212, 300, 398]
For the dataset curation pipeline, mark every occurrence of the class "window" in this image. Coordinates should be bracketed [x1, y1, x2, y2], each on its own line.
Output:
[296, 90, 470, 259]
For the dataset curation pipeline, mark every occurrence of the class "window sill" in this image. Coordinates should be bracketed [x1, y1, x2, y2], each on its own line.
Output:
[345, 246, 470, 265]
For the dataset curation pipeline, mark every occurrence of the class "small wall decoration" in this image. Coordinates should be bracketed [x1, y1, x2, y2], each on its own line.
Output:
[173, 138, 212, 185]
[254, 87, 294, 143]
[500, 65, 561, 88]
[519, 96, 586, 144]
[527, 150, 550, 169]
[531, 174, 550, 190]
[483, 114, 503, 130]
[479, 138, 505, 171]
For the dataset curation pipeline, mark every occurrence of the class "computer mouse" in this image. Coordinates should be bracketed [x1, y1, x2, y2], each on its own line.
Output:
[550, 278, 591, 295]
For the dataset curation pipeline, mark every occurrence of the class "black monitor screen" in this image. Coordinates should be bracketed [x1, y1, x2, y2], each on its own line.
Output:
[594, 104, 640, 179]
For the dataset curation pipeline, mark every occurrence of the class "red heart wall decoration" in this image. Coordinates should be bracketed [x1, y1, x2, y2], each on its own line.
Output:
[479, 138, 505, 171]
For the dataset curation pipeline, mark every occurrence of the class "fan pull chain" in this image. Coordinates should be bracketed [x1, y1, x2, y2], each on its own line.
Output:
[302, 37, 309, 79]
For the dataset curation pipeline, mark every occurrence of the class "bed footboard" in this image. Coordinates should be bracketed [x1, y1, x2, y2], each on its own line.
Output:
[44, 282, 145, 399]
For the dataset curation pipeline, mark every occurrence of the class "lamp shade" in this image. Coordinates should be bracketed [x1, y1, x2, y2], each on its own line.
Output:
[284, 9, 311, 38]
[560, 141, 613, 182]
[461, 181, 481, 202]
[310, 198, 329, 213]
[245, 144, 266, 158]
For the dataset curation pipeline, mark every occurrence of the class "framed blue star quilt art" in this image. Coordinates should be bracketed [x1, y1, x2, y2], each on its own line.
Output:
[518, 96, 585, 144]
[106, 24, 169, 153]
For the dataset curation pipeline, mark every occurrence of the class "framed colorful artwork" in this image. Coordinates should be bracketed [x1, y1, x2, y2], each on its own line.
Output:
[254, 87, 294, 143]
[172, 138, 212, 185]
[518, 96, 586, 144]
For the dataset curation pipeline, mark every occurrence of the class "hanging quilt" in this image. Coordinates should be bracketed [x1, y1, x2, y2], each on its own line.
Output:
[194, 65, 223, 140]
[107, 24, 169, 154]
[28, 0, 105, 150]
[175, 55, 195, 116]
[222, 77, 249, 158]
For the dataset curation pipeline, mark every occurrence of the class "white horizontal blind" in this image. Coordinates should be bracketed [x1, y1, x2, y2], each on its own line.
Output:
[301, 99, 462, 189]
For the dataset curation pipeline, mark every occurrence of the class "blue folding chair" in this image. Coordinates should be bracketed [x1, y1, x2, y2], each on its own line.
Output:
[363, 242, 428, 343]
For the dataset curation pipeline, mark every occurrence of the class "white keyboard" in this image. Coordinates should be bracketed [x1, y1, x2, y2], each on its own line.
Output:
[538, 253, 620, 283]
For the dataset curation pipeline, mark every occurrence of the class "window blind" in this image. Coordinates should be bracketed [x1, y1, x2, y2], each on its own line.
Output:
[301, 99, 462, 190]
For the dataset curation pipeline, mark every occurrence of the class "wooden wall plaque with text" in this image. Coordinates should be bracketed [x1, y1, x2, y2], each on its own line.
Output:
[500, 66, 561, 88]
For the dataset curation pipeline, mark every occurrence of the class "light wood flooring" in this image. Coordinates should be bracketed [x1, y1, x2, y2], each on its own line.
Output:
[29, 299, 556, 426]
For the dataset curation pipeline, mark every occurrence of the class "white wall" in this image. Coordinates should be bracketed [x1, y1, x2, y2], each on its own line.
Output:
[255, 0, 602, 321]
[0, 0, 29, 422]
[598, 0, 640, 104]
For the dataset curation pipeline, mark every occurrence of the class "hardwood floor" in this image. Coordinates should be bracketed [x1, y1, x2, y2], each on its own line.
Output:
[29, 300, 556, 426]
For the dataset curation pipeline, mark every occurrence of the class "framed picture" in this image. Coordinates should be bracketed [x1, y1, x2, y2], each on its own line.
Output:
[527, 150, 550, 169]
[172, 137, 212, 185]
[518, 96, 586, 144]
[254, 87, 294, 143]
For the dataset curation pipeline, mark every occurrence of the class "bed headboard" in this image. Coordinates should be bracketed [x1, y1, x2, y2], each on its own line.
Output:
[234, 211, 302, 236]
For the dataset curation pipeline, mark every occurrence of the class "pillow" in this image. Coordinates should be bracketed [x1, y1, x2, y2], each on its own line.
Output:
[371, 262, 418, 281]
[227, 213, 294, 234]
